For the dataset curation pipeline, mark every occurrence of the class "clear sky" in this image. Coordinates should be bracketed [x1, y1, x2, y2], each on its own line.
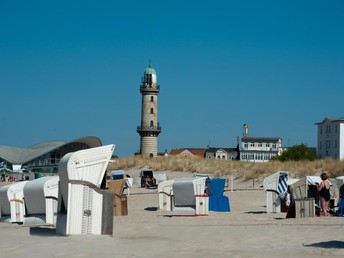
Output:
[1, 1, 343, 157]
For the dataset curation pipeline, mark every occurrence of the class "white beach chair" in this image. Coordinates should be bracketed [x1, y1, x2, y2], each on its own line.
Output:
[172, 177, 208, 216]
[0, 181, 28, 223]
[23, 176, 59, 225]
[56, 145, 115, 235]
[263, 171, 289, 213]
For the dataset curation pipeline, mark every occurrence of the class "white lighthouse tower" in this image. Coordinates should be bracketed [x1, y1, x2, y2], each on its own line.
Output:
[137, 63, 161, 157]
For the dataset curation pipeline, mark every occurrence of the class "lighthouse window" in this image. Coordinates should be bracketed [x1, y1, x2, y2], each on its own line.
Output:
[150, 121, 154, 127]
[150, 108, 154, 114]
[151, 96, 154, 102]
[147, 74, 152, 84]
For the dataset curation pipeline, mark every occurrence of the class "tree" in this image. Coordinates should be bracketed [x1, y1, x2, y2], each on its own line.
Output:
[274, 144, 318, 161]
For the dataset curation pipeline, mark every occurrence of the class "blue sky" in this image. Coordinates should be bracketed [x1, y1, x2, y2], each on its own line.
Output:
[1, 1, 343, 157]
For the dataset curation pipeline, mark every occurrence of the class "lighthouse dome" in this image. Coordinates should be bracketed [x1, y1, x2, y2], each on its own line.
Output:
[144, 64, 156, 75]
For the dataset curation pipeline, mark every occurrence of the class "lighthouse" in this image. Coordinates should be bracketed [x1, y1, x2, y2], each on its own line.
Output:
[137, 63, 161, 157]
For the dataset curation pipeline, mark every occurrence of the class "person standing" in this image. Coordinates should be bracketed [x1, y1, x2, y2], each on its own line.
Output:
[318, 173, 331, 216]
[286, 185, 295, 218]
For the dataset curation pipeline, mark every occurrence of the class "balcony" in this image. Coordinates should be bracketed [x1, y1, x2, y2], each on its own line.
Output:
[137, 125, 161, 133]
[140, 84, 160, 93]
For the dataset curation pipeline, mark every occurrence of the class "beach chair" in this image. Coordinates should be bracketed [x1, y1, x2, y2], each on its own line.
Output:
[263, 171, 291, 213]
[107, 179, 128, 216]
[56, 145, 115, 235]
[111, 170, 125, 180]
[23, 176, 59, 225]
[154, 173, 167, 185]
[290, 176, 324, 217]
[0, 181, 28, 223]
[140, 169, 156, 188]
[206, 178, 230, 212]
[172, 178, 208, 216]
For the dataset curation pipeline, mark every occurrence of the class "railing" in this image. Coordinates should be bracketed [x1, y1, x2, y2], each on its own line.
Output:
[137, 126, 162, 132]
[27, 158, 62, 167]
[140, 85, 160, 92]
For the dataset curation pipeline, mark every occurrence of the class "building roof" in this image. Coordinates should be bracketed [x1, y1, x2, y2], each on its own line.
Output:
[169, 148, 205, 158]
[241, 137, 281, 143]
[315, 117, 344, 125]
[144, 64, 156, 75]
[206, 148, 238, 152]
[0, 136, 102, 164]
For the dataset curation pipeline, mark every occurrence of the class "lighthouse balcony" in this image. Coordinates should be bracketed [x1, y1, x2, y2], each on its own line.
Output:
[140, 85, 160, 93]
[137, 126, 161, 133]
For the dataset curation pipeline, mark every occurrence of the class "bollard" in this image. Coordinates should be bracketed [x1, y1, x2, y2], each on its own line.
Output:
[231, 176, 234, 192]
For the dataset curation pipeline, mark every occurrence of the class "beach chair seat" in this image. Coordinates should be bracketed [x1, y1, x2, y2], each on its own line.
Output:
[172, 178, 209, 216]
[172, 179, 196, 216]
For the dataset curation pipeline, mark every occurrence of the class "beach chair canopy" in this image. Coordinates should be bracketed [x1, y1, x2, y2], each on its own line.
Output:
[111, 170, 124, 180]
[263, 171, 289, 194]
[58, 144, 115, 213]
[194, 173, 211, 179]
[289, 176, 322, 199]
[23, 176, 59, 215]
[140, 169, 153, 178]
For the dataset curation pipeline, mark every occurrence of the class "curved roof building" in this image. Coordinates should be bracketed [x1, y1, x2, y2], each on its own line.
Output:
[0, 137, 102, 173]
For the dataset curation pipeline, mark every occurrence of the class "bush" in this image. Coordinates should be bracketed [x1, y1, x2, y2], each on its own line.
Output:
[273, 144, 318, 161]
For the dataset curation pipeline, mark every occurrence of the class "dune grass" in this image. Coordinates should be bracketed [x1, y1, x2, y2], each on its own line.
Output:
[108, 155, 344, 180]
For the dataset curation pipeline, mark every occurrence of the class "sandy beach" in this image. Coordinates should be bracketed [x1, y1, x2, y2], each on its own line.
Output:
[1, 171, 344, 257]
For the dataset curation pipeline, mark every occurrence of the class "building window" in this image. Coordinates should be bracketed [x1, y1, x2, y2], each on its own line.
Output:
[150, 108, 154, 114]
[326, 125, 331, 134]
[150, 121, 154, 127]
[244, 143, 248, 148]
[335, 124, 338, 133]
[250, 142, 254, 147]
[151, 96, 154, 102]
[272, 144, 276, 149]
[266, 143, 270, 148]
[258, 143, 262, 147]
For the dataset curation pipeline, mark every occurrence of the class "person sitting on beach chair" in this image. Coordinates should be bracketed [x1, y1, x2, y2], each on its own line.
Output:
[144, 175, 156, 188]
